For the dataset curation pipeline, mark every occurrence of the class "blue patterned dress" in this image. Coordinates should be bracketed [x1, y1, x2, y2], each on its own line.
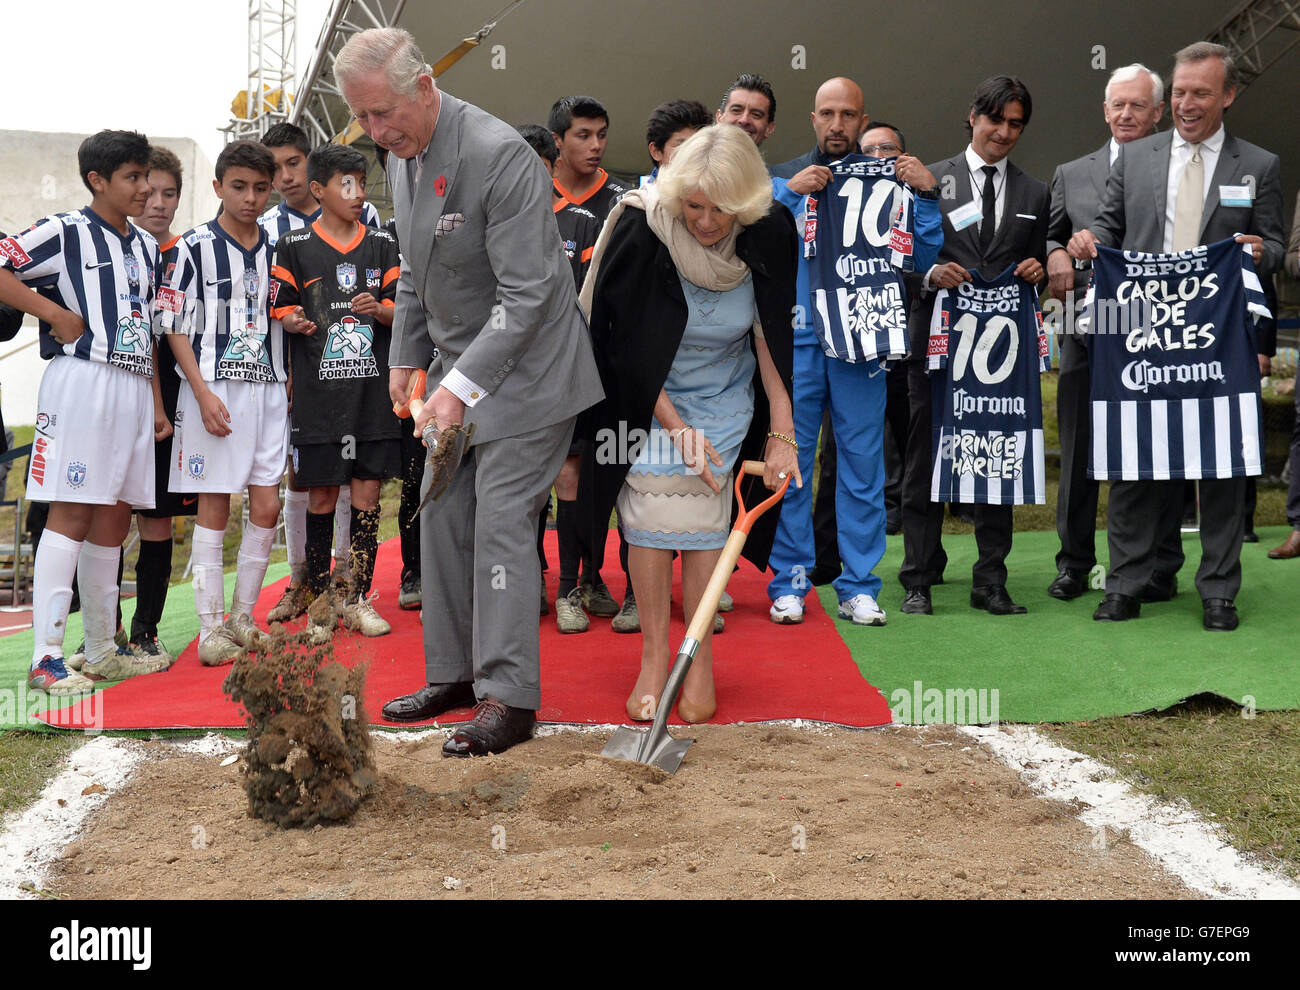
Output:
[617, 271, 758, 550]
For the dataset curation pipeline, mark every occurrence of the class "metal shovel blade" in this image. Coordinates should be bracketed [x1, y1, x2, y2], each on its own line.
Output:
[601, 724, 695, 775]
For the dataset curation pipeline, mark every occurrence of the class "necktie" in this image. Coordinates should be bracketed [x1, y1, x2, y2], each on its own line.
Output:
[978, 164, 997, 257]
[1171, 143, 1203, 252]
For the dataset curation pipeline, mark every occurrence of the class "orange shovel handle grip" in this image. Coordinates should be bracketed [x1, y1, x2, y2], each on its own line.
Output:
[733, 460, 789, 535]
[394, 369, 428, 418]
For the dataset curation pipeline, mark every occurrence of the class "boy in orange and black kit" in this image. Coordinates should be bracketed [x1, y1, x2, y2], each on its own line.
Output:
[269, 144, 401, 640]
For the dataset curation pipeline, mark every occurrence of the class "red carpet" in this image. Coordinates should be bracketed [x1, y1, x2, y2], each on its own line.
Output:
[38, 533, 891, 731]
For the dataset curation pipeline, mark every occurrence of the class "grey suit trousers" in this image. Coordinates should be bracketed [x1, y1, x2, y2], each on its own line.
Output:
[420, 416, 574, 710]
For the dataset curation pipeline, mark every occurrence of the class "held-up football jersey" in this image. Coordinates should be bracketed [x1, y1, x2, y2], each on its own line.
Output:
[0, 208, 158, 377]
[259, 199, 381, 247]
[269, 220, 401, 444]
[802, 154, 941, 367]
[1081, 238, 1269, 481]
[926, 265, 1050, 504]
[156, 219, 286, 384]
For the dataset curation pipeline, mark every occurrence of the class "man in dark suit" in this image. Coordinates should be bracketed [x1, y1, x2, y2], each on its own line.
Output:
[1045, 64, 1165, 601]
[1069, 42, 1285, 631]
[899, 76, 1049, 616]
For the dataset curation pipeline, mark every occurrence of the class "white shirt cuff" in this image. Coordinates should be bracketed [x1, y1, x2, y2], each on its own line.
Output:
[441, 367, 489, 407]
[923, 264, 940, 292]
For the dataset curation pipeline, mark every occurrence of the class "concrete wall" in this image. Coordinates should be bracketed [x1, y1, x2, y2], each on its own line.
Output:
[0, 130, 218, 427]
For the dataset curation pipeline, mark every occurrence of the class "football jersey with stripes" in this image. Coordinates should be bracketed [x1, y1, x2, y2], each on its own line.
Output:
[0, 208, 159, 377]
[156, 219, 287, 383]
[258, 199, 381, 247]
[1082, 238, 1270, 481]
[926, 266, 1050, 504]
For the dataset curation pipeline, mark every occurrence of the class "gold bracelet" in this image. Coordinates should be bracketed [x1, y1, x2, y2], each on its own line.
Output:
[767, 431, 798, 451]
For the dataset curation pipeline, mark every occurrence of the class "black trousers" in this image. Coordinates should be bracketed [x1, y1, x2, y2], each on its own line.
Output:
[1106, 477, 1245, 601]
[899, 359, 1012, 588]
[1054, 331, 1100, 573]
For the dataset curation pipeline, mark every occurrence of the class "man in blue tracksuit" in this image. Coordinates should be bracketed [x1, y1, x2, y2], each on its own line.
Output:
[766, 77, 941, 626]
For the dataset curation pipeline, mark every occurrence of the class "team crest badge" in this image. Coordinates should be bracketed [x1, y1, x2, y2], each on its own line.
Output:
[188, 454, 205, 479]
[242, 268, 260, 298]
[123, 255, 140, 286]
[66, 461, 87, 488]
[336, 263, 357, 292]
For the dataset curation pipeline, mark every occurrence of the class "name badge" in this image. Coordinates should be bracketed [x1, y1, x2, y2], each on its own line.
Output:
[948, 200, 982, 231]
[1219, 184, 1252, 207]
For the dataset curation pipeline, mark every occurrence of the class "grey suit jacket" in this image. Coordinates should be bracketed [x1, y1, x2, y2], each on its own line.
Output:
[907, 153, 1049, 354]
[1047, 141, 1111, 290]
[1088, 129, 1284, 275]
[388, 91, 603, 444]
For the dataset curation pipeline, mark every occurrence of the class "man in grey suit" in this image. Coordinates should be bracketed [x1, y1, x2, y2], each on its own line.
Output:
[1045, 64, 1165, 601]
[1069, 42, 1285, 631]
[335, 27, 603, 752]
[899, 76, 1049, 617]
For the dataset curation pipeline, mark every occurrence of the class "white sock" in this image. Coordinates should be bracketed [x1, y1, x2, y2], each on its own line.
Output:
[232, 521, 276, 618]
[284, 488, 308, 582]
[31, 530, 81, 668]
[333, 486, 352, 577]
[77, 541, 122, 664]
[192, 524, 226, 642]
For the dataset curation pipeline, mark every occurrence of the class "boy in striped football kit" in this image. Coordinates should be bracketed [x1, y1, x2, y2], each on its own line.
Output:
[269, 144, 401, 640]
[0, 130, 169, 694]
[258, 123, 380, 622]
[159, 142, 287, 666]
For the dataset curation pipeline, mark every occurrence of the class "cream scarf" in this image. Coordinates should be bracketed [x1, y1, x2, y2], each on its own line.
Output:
[577, 184, 748, 318]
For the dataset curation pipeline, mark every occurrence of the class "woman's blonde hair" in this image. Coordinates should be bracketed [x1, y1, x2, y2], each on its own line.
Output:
[656, 124, 773, 227]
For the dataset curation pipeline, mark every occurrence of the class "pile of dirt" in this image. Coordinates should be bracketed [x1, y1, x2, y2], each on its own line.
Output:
[49, 724, 1198, 899]
[222, 630, 375, 828]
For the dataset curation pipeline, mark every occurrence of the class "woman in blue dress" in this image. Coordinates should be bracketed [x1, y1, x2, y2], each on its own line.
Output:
[579, 125, 800, 723]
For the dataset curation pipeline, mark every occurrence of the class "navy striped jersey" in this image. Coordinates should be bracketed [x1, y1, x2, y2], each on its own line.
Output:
[0, 208, 158, 377]
[269, 221, 401, 444]
[926, 266, 1050, 504]
[804, 155, 930, 368]
[258, 199, 380, 247]
[1081, 238, 1269, 480]
[156, 218, 287, 383]
[553, 168, 628, 291]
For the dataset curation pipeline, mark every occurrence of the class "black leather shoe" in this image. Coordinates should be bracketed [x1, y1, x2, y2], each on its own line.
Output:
[1242, 530, 1259, 544]
[1140, 574, 1178, 603]
[1047, 568, 1088, 600]
[442, 698, 536, 757]
[901, 586, 932, 615]
[1202, 598, 1239, 631]
[381, 681, 476, 722]
[970, 584, 1026, 615]
[1093, 593, 1140, 621]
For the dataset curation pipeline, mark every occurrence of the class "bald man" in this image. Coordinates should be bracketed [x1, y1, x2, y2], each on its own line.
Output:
[765, 78, 942, 626]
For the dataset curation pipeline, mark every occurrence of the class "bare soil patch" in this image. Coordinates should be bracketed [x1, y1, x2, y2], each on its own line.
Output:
[49, 724, 1196, 899]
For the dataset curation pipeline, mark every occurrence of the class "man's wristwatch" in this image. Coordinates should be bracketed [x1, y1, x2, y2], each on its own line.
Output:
[915, 185, 940, 200]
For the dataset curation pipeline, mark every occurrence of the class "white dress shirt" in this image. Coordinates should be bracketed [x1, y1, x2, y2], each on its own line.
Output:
[1163, 123, 1224, 253]
[1108, 138, 1120, 166]
[924, 146, 1008, 289]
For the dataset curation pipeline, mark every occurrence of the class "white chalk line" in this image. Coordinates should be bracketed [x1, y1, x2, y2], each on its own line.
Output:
[961, 725, 1300, 900]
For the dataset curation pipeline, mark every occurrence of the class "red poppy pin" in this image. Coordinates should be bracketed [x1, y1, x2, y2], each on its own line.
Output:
[434, 174, 447, 197]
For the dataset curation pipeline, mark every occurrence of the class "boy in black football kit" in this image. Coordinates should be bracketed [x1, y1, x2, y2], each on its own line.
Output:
[547, 96, 633, 633]
[270, 145, 400, 639]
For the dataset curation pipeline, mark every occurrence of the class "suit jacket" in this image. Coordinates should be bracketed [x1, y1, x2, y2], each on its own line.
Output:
[907, 152, 1050, 355]
[1088, 129, 1285, 275]
[1046, 141, 1111, 292]
[387, 91, 603, 444]
[577, 205, 797, 570]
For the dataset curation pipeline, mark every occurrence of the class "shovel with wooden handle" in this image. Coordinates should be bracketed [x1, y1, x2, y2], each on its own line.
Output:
[601, 460, 790, 774]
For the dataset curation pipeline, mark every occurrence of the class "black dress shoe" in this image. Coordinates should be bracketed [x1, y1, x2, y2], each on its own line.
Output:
[1202, 598, 1239, 631]
[808, 565, 841, 586]
[1242, 531, 1259, 544]
[1047, 568, 1088, 600]
[1140, 574, 1178, 603]
[1093, 593, 1140, 621]
[442, 698, 536, 757]
[970, 584, 1026, 615]
[901, 586, 932, 615]
[381, 681, 477, 722]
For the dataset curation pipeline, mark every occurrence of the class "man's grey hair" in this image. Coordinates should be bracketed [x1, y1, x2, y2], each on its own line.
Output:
[334, 27, 432, 99]
[1172, 41, 1239, 92]
[1104, 63, 1164, 106]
